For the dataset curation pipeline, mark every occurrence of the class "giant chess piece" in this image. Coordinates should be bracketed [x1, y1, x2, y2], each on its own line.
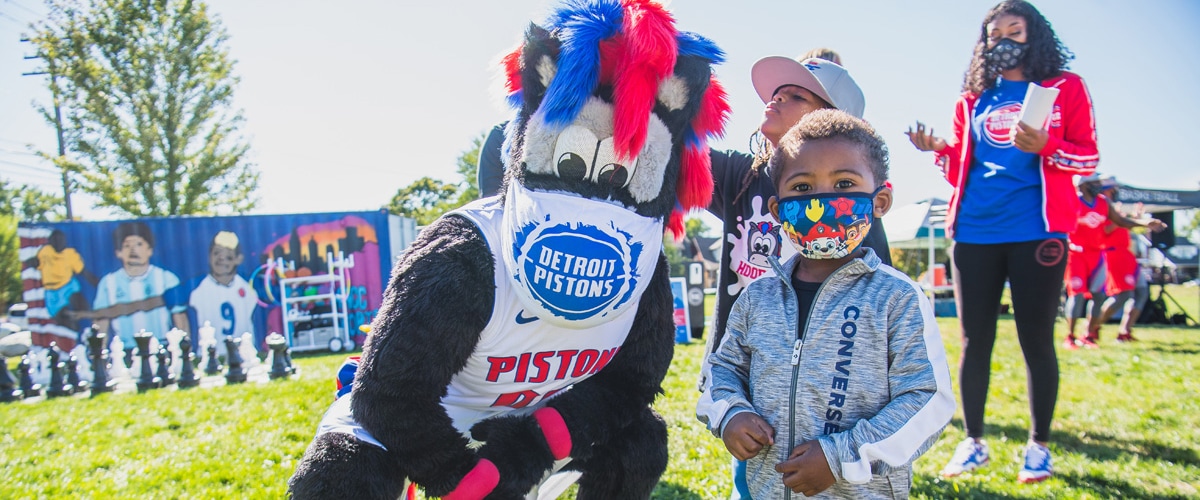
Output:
[177, 335, 201, 388]
[267, 333, 292, 380]
[224, 335, 247, 384]
[204, 343, 222, 375]
[17, 354, 42, 397]
[88, 331, 116, 396]
[66, 353, 89, 394]
[46, 342, 74, 398]
[0, 355, 22, 402]
[134, 330, 162, 392]
[0, 330, 31, 402]
[154, 347, 176, 386]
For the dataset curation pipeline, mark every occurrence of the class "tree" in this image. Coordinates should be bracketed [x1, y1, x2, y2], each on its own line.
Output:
[385, 131, 485, 225]
[385, 177, 460, 226]
[0, 214, 22, 309]
[0, 180, 65, 222]
[27, 0, 258, 217]
[684, 217, 710, 239]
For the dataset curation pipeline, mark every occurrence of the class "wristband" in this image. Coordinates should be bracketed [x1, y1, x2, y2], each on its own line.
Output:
[443, 459, 499, 500]
[533, 407, 572, 460]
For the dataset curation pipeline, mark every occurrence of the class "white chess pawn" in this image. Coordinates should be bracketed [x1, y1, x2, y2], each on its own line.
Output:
[107, 336, 130, 381]
[239, 332, 260, 368]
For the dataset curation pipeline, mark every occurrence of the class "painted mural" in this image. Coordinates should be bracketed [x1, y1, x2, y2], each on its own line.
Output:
[17, 211, 400, 352]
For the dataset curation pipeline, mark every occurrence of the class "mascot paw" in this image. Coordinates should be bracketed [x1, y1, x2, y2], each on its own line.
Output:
[288, 432, 406, 500]
[443, 459, 499, 500]
[470, 415, 557, 498]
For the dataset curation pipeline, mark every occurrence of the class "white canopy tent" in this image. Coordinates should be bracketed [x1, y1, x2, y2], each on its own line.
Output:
[884, 198, 950, 290]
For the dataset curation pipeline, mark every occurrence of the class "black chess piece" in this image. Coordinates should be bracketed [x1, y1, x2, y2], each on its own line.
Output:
[177, 336, 201, 388]
[66, 354, 89, 394]
[223, 335, 247, 384]
[134, 332, 162, 392]
[88, 331, 116, 396]
[46, 343, 74, 398]
[0, 355, 23, 402]
[154, 347, 176, 386]
[204, 343, 222, 375]
[266, 333, 291, 379]
[17, 354, 42, 397]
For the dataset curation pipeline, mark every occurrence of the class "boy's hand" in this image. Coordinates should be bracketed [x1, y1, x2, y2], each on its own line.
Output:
[721, 412, 775, 460]
[775, 440, 835, 496]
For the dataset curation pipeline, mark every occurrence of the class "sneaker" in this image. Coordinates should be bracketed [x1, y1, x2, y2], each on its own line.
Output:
[1116, 332, 1138, 343]
[1079, 336, 1099, 349]
[942, 438, 990, 477]
[1062, 336, 1079, 350]
[1018, 442, 1053, 483]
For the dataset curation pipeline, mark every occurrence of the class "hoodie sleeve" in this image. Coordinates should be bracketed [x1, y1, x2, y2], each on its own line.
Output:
[696, 288, 758, 437]
[817, 279, 955, 484]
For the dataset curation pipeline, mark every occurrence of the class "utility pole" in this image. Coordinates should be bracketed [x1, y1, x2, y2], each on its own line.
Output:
[20, 38, 73, 220]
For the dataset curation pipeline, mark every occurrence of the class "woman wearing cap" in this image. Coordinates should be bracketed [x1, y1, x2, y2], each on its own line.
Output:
[696, 48, 890, 499]
[905, 0, 1096, 484]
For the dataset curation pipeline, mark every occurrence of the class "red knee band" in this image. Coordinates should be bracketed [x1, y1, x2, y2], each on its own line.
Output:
[443, 459, 499, 500]
[533, 407, 572, 460]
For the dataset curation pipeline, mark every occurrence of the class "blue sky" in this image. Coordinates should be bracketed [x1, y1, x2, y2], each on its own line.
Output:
[2, 0, 1198, 232]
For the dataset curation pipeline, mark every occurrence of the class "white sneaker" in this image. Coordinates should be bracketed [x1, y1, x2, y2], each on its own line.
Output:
[942, 438, 990, 477]
[1018, 442, 1054, 483]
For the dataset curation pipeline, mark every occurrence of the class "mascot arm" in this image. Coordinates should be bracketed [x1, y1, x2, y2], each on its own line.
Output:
[350, 214, 497, 497]
[469, 254, 674, 493]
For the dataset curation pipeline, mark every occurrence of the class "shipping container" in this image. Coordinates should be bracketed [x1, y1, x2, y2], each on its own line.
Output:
[17, 210, 417, 353]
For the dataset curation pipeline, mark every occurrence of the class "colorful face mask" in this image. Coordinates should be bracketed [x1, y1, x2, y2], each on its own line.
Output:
[776, 189, 879, 260]
[985, 38, 1027, 71]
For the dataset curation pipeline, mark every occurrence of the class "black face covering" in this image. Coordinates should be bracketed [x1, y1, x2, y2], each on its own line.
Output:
[986, 38, 1027, 71]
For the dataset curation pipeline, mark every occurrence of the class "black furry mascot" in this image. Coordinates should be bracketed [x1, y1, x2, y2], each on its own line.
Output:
[289, 1, 728, 498]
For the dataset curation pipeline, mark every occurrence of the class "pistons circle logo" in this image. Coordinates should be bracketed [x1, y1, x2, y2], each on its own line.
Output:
[514, 223, 640, 321]
[982, 102, 1022, 147]
[1035, 239, 1065, 267]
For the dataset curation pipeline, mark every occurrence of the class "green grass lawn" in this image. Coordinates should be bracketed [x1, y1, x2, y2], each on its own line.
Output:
[2, 316, 1197, 498]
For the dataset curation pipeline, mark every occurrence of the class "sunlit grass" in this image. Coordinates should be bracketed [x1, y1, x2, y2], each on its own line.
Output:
[1, 315, 1197, 498]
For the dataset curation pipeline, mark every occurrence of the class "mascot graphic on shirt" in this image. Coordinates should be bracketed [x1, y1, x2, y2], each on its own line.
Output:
[288, 1, 728, 499]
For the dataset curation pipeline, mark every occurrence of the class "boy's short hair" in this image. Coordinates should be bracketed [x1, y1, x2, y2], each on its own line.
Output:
[112, 221, 155, 251]
[768, 109, 889, 188]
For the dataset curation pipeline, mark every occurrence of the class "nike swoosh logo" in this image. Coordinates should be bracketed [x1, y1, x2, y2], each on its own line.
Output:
[515, 310, 539, 325]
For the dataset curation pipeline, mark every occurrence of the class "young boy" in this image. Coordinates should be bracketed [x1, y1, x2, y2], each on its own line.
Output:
[698, 109, 955, 499]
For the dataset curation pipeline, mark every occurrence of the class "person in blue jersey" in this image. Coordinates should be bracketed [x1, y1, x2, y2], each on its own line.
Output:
[907, 0, 1098, 484]
[702, 109, 953, 499]
[80, 221, 190, 348]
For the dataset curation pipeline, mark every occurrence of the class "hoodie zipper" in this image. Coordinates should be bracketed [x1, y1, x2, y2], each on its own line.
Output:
[773, 256, 856, 500]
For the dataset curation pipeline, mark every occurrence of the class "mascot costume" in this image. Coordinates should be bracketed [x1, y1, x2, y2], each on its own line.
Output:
[289, 0, 728, 498]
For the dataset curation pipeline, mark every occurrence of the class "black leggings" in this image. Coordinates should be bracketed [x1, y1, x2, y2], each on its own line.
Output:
[952, 239, 1067, 443]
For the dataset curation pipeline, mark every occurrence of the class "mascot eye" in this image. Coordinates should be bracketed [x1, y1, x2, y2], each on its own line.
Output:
[593, 138, 635, 188]
[556, 152, 589, 181]
[596, 163, 629, 187]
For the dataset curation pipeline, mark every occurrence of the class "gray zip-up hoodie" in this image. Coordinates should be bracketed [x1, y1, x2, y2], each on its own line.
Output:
[697, 249, 955, 499]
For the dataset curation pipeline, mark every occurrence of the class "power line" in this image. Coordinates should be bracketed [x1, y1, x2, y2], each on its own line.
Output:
[0, 159, 60, 176]
[0, 9, 25, 24]
[0, 147, 39, 156]
[3, 0, 41, 17]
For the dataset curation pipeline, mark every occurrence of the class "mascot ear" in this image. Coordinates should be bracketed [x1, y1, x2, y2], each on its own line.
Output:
[520, 23, 558, 117]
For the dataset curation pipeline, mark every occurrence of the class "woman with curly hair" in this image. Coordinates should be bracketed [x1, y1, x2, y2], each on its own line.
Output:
[906, 0, 1098, 484]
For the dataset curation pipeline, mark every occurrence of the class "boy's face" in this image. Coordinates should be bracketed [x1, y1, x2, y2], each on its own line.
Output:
[209, 244, 243, 277]
[768, 138, 892, 222]
[116, 235, 153, 267]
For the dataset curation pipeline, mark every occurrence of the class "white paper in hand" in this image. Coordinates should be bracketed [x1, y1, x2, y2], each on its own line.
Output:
[1016, 83, 1060, 131]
